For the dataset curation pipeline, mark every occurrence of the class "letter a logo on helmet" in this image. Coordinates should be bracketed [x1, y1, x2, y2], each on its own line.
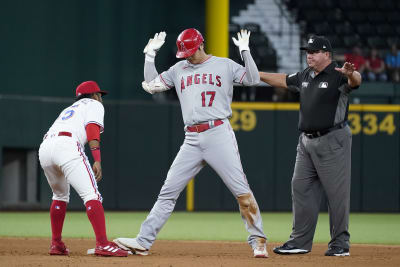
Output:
[180, 42, 187, 52]
[176, 28, 204, 58]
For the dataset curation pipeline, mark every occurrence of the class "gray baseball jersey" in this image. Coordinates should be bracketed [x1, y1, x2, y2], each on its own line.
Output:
[135, 52, 267, 252]
[159, 56, 246, 125]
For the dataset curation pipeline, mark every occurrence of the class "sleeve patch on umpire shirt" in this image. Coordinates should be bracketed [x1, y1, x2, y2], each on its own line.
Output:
[302, 82, 309, 88]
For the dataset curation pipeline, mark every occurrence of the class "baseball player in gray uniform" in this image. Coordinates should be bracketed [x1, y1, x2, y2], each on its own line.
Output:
[114, 28, 268, 258]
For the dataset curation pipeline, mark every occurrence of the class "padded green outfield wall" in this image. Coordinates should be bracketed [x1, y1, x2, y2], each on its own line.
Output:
[0, 0, 205, 100]
[0, 98, 398, 212]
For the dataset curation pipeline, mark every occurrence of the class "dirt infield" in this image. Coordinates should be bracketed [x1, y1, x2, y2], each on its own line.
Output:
[1, 238, 399, 267]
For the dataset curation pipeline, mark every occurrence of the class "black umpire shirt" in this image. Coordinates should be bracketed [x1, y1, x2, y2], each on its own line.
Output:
[286, 61, 359, 132]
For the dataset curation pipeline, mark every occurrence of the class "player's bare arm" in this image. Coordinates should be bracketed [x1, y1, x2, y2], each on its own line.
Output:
[85, 98, 103, 182]
[89, 140, 102, 182]
[259, 72, 288, 88]
[232, 29, 260, 86]
[335, 62, 362, 87]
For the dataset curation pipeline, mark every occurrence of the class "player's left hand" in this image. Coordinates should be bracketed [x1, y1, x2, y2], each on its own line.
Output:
[93, 161, 102, 182]
[335, 62, 355, 77]
[232, 29, 251, 54]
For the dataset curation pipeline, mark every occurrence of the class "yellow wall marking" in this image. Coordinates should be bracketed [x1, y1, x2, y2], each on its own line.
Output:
[231, 102, 400, 112]
[186, 178, 194, 211]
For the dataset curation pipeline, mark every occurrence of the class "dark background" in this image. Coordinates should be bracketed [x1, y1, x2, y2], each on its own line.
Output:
[0, 0, 399, 212]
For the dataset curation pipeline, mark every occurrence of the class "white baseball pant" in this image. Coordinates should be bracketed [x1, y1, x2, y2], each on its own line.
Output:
[39, 135, 102, 204]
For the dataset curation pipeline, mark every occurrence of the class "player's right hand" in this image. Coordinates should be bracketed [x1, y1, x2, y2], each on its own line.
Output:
[142, 80, 169, 94]
[143, 32, 167, 57]
[93, 161, 102, 182]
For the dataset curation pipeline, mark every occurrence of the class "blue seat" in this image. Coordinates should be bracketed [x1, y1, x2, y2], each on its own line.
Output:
[367, 11, 386, 23]
[326, 35, 343, 48]
[357, 0, 376, 10]
[313, 22, 332, 35]
[335, 22, 354, 35]
[367, 37, 387, 49]
[376, 24, 393, 36]
[347, 11, 367, 23]
[357, 24, 376, 36]
[326, 9, 345, 22]
[387, 12, 400, 23]
[339, 0, 358, 10]
[343, 35, 361, 48]
[377, 0, 395, 10]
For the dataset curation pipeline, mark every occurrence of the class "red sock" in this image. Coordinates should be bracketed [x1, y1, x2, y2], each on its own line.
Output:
[85, 200, 108, 246]
[50, 200, 67, 243]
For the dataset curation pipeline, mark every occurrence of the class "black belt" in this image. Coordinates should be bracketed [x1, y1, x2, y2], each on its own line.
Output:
[303, 122, 347, 139]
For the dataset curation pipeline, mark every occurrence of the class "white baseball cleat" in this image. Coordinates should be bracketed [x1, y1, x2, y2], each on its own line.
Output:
[254, 245, 269, 258]
[113, 237, 149, 256]
[253, 237, 268, 258]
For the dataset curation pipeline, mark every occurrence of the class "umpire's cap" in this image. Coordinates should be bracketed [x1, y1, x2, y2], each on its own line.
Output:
[300, 35, 332, 52]
[76, 81, 108, 97]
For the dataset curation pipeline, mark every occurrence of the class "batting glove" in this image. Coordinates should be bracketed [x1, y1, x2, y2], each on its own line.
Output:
[232, 29, 251, 60]
[142, 80, 169, 94]
[142, 81, 155, 94]
[143, 32, 167, 59]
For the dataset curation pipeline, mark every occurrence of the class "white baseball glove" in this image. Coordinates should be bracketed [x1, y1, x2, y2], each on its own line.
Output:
[232, 29, 251, 59]
[143, 31, 167, 57]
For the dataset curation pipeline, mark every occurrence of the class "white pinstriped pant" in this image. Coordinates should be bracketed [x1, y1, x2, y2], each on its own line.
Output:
[39, 135, 102, 204]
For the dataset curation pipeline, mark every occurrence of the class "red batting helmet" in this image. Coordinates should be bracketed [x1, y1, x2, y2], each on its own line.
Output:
[76, 81, 108, 97]
[176, 28, 204, 58]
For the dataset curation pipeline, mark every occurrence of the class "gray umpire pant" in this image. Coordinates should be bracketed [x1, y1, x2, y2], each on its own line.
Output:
[286, 125, 352, 251]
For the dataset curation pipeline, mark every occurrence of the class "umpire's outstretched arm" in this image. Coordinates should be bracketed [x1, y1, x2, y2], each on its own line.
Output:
[259, 72, 288, 88]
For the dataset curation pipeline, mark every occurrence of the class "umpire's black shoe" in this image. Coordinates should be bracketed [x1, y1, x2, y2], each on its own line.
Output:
[325, 246, 350, 256]
[273, 243, 310, 255]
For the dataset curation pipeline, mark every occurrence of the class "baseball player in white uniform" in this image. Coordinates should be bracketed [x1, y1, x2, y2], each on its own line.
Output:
[114, 29, 268, 258]
[38, 81, 127, 257]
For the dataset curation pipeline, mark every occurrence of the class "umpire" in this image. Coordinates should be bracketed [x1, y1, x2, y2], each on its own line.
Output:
[259, 35, 361, 256]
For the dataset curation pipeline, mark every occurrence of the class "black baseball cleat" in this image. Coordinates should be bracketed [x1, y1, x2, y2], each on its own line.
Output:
[325, 246, 350, 256]
[273, 243, 310, 255]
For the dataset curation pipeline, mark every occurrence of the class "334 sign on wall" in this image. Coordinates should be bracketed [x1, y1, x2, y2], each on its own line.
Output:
[348, 113, 396, 135]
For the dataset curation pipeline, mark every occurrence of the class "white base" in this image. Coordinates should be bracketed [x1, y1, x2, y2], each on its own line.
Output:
[87, 248, 133, 255]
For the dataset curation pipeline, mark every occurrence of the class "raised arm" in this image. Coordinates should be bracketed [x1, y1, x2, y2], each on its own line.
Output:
[241, 51, 260, 85]
[232, 30, 260, 86]
[144, 32, 166, 82]
[259, 72, 288, 88]
[142, 32, 172, 94]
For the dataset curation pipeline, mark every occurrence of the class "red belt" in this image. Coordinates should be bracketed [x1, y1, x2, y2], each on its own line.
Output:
[44, 131, 72, 140]
[186, 120, 224, 133]
[58, 131, 72, 137]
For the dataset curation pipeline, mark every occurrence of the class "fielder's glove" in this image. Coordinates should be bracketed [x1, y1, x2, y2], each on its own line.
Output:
[143, 31, 167, 58]
[232, 29, 251, 60]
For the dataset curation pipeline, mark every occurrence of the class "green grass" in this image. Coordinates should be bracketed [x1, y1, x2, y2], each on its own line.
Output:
[0, 212, 399, 244]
